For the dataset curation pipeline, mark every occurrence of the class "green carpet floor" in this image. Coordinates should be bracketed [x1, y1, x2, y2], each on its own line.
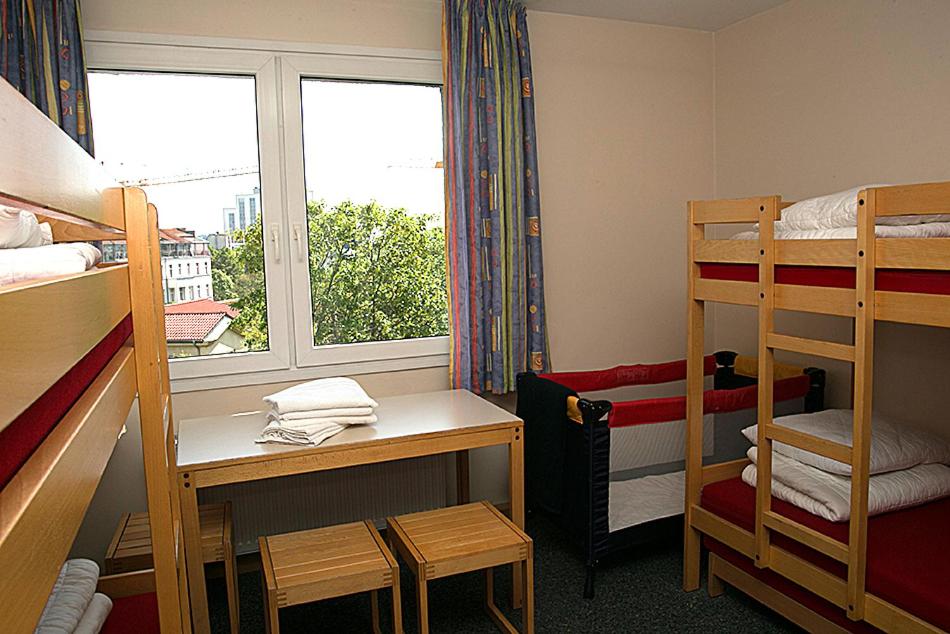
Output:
[206, 513, 799, 632]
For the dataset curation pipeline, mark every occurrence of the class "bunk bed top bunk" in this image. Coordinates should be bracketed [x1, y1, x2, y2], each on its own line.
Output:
[0, 79, 185, 632]
[684, 182, 950, 634]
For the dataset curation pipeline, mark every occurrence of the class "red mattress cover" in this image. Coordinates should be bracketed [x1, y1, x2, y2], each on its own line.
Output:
[701, 477, 950, 630]
[0, 315, 133, 489]
[101, 592, 160, 634]
[700, 263, 950, 295]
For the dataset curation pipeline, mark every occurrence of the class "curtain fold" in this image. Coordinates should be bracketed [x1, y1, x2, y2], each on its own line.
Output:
[443, 0, 549, 394]
[1, 0, 94, 154]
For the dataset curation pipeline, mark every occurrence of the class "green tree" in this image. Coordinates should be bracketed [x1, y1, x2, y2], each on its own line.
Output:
[215, 200, 448, 351]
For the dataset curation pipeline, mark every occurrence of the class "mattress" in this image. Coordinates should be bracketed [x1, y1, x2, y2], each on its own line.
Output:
[701, 477, 950, 631]
[700, 263, 950, 296]
[100, 593, 159, 634]
[0, 314, 133, 489]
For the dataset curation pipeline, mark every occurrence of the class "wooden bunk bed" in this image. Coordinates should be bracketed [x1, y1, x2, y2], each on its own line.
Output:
[683, 182, 950, 633]
[0, 80, 188, 631]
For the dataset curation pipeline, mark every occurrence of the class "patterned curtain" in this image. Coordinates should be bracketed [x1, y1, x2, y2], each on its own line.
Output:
[443, 0, 549, 394]
[1, 0, 94, 154]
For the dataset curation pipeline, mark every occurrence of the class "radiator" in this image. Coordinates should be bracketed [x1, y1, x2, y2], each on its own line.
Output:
[198, 455, 449, 554]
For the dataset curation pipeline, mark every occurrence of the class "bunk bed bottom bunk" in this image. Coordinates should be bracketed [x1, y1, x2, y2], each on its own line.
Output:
[0, 314, 133, 488]
[700, 477, 950, 632]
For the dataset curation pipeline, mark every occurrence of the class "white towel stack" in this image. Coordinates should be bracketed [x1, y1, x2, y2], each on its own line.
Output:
[35, 558, 113, 634]
[256, 377, 379, 445]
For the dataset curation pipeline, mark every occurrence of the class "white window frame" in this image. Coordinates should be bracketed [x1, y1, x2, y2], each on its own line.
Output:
[85, 38, 293, 382]
[85, 32, 450, 392]
[280, 54, 449, 370]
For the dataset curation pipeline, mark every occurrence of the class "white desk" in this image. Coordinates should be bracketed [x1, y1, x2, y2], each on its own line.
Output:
[177, 389, 525, 633]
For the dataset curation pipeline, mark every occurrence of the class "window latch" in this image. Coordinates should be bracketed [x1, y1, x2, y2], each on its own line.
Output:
[292, 223, 304, 262]
[270, 223, 281, 262]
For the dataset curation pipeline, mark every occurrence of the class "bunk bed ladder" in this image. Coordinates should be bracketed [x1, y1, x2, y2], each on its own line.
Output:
[755, 191, 875, 622]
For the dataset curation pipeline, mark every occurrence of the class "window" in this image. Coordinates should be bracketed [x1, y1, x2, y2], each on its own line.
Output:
[86, 37, 443, 387]
[88, 70, 270, 363]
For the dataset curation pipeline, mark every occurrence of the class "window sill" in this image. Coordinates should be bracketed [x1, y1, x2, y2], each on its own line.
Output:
[169, 352, 449, 394]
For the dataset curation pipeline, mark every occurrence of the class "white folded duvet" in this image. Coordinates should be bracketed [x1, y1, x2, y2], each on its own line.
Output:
[733, 221, 950, 240]
[743, 447, 950, 522]
[0, 243, 102, 286]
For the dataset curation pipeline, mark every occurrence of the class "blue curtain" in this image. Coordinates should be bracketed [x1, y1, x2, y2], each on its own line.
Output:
[443, 0, 549, 394]
[1, 0, 94, 154]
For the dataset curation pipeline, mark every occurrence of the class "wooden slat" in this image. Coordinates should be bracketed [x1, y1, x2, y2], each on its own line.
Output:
[774, 284, 855, 317]
[693, 239, 757, 263]
[764, 423, 852, 465]
[98, 569, 158, 599]
[0, 346, 136, 632]
[35, 213, 126, 243]
[871, 181, 950, 217]
[0, 265, 131, 428]
[693, 278, 757, 306]
[691, 196, 779, 224]
[0, 80, 123, 229]
[865, 595, 946, 634]
[877, 238, 950, 270]
[776, 240, 855, 266]
[701, 459, 750, 486]
[761, 512, 849, 563]
[770, 547, 848, 608]
[766, 333, 855, 362]
[875, 290, 950, 328]
[689, 505, 754, 556]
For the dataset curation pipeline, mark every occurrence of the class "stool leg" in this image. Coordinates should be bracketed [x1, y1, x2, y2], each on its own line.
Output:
[522, 556, 534, 634]
[391, 565, 403, 634]
[371, 590, 381, 634]
[416, 573, 429, 634]
[262, 572, 279, 634]
[224, 545, 240, 634]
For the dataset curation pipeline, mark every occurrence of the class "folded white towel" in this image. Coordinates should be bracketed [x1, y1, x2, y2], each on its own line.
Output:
[264, 377, 378, 414]
[74, 593, 113, 634]
[269, 406, 375, 421]
[36, 559, 100, 634]
[0, 206, 52, 248]
[266, 412, 378, 430]
[256, 420, 347, 446]
[0, 243, 102, 286]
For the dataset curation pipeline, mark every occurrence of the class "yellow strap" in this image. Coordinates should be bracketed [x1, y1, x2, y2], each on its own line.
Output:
[734, 355, 804, 380]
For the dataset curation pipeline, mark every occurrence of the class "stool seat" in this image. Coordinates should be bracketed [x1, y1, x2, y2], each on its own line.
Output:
[259, 521, 402, 634]
[387, 502, 534, 634]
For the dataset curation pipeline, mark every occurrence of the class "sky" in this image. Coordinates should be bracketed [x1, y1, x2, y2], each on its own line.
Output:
[87, 71, 445, 236]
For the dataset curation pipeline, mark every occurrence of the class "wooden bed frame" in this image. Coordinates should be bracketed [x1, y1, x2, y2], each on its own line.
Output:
[683, 182, 950, 633]
[0, 81, 187, 631]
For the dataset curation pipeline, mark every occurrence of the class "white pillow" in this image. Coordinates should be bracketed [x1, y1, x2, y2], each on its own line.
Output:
[0, 205, 53, 248]
[741, 409, 950, 476]
[775, 185, 950, 231]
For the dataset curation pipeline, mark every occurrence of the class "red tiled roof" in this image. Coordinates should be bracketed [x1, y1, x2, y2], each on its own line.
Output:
[164, 299, 238, 342]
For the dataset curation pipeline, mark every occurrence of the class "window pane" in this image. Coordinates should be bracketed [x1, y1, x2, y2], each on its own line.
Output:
[88, 71, 269, 358]
[300, 80, 448, 347]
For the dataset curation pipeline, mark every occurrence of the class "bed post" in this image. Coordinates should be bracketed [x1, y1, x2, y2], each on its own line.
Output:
[683, 201, 705, 591]
[847, 188, 876, 621]
[125, 188, 185, 633]
[578, 398, 611, 599]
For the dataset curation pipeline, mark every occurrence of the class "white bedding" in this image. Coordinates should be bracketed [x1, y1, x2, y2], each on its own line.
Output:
[0, 243, 101, 286]
[0, 205, 52, 248]
[733, 221, 950, 240]
[36, 559, 102, 634]
[741, 409, 950, 476]
[609, 470, 685, 532]
[743, 447, 950, 522]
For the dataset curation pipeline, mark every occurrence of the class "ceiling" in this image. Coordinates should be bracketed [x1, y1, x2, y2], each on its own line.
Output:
[520, 0, 789, 31]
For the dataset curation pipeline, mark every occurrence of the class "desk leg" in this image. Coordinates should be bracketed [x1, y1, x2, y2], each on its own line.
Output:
[456, 449, 470, 505]
[509, 427, 525, 609]
[180, 474, 211, 634]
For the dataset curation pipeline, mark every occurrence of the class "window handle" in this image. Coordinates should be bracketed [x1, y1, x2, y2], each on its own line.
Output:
[270, 224, 281, 262]
[293, 223, 304, 262]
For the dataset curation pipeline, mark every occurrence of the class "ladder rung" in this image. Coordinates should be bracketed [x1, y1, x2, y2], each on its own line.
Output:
[762, 511, 849, 563]
[766, 333, 855, 362]
[764, 424, 852, 465]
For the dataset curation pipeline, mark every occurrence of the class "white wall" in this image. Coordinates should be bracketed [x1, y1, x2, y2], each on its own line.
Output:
[713, 0, 950, 436]
[75, 0, 716, 561]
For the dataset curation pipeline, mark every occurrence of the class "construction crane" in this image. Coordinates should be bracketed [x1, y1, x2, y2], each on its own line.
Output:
[117, 165, 259, 187]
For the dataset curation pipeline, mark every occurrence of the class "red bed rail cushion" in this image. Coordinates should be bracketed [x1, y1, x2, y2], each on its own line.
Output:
[0, 314, 133, 490]
[101, 592, 160, 634]
[701, 477, 950, 631]
[607, 373, 810, 428]
[700, 263, 950, 295]
[539, 354, 717, 393]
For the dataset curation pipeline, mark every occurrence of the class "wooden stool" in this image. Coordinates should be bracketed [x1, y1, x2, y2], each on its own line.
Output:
[259, 520, 402, 634]
[386, 501, 534, 634]
[104, 502, 239, 633]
